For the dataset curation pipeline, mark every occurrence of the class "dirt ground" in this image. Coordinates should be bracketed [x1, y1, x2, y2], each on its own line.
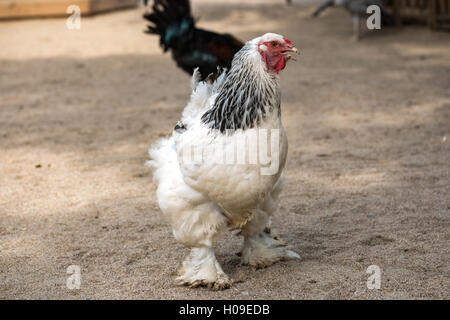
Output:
[0, 1, 449, 299]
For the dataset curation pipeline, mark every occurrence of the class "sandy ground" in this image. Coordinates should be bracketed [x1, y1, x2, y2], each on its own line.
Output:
[0, 1, 449, 299]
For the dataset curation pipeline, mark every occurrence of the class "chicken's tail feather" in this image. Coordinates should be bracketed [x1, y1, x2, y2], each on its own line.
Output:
[146, 137, 178, 185]
[143, 0, 195, 52]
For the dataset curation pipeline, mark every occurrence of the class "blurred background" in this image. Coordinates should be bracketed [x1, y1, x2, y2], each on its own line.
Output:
[0, 0, 449, 299]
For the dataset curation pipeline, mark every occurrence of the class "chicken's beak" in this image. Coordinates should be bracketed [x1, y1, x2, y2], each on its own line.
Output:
[284, 47, 300, 61]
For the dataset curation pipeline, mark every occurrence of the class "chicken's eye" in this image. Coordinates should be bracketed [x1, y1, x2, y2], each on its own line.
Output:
[271, 41, 278, 47]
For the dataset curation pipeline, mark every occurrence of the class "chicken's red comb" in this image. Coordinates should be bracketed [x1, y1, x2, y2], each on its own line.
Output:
[283, 38, 292, 45]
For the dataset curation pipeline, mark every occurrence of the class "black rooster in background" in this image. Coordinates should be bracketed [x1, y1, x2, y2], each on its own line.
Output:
[143, 0, 244, 80]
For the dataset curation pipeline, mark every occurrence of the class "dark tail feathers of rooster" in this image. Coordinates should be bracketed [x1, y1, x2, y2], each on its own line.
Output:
[143, 0, 244, 80]
[143, 0, 194, 53]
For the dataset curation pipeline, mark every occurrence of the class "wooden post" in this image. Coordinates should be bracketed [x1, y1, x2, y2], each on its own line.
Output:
[0, 0, 138, 20]
[393, 0, 402, 26]
[429, 0, 437, 29]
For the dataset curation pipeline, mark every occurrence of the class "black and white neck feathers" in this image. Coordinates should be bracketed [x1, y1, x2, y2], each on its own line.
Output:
[201, 40, 281, 133]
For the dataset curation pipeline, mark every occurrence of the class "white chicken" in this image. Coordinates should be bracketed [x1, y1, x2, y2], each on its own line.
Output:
[147, 33, 300, 290]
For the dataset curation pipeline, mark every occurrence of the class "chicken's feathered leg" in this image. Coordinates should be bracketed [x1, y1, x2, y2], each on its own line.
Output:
[239, 175, 300, 268]
[352, 14, 361, 41]
[312, 0, 335, 17]
[176, 247, 231, 290]
[147, 137, 231, 289]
